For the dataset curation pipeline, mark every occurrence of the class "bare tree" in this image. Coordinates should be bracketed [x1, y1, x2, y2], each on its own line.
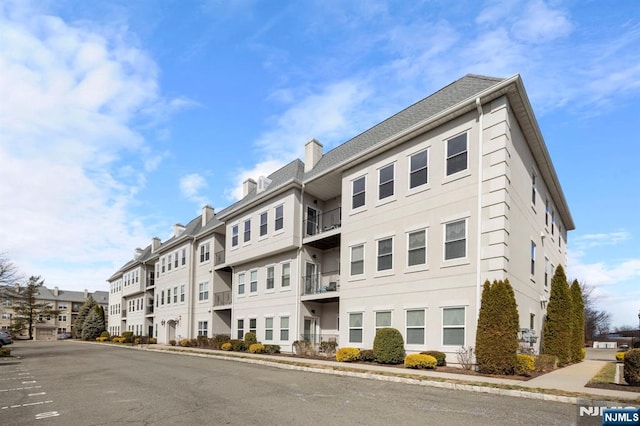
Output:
[0, 253, 20, 286]
[581, 283, 612, 341]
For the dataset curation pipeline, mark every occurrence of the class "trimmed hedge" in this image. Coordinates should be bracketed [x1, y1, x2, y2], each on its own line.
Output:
[421, 351, 446, 366]
[360, 349, 375, 362]
[249, 343, 266, 354]
[122, 331, 134, 343]
[221, 342, 232, 351]
[616, 351, 626, 362]
[404, 354, 437, 369]
[263, 344, 281, 354]
[210, 334, 231, 349]
[534, 354, 558, 373]
[336, 347, 360, 362]
[229, 339, 247, 352]
[244, 332, 258, 346]
[515, 354, 535, 376]
[623, 349, 640, 386]
[373, 328, 405, 365]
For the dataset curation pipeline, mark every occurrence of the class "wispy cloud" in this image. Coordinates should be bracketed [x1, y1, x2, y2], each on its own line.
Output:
[179, 173, 210, 208]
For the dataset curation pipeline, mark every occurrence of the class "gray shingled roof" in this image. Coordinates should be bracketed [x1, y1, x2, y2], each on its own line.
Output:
[37, 286, 109, 304]
[305, 74, 504, 181]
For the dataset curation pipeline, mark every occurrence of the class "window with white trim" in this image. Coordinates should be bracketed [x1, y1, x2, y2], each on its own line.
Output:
[376, 237, 393, 271]
[274, 205, 284, 231]
[352, 176, 366, 209]
[406, 309, 425, 345]
[180, 284, 185, 302]
[260, 212, 268, 237]
[182, 248, 186, 266]
[237, 319, 244, 340]
[265, 317, 273, 340]
[444, 219, 466, 260]
[266, 266, 275, 290]
[530, 241, 536, 277]
[249, 318, 257, 335]
[544, 257, 549, 287]
[442, 307, 465, 346]
[280, 316, 289, 341]
[238, 273, 245, 295]
[281, 263, 290, 287]
[200, 243, 210, 262]
[198, 282, 209, 301]
[349, 312, 363, 343]
[375, 311, 391, 330]
[409, 149, 428, 189]
[378, 164, 394, 200]
[350, 244, 364, 276]
[531, 172, 537, 205]
[243, 220, 251, 242]
[166, 289, 171, 304]
[232, 225, 239, 247]
[446, 133, 468, 176]
[407, 229, 427, 266]
[173, 286, 178, 303]
[250, 270, 258, 293]
[168, 254, 172, 271]
[174, 252, 178, 268]
[198, 321, 208, 337]
[161, 258, 165, 273]
[545, 198, 550, 227]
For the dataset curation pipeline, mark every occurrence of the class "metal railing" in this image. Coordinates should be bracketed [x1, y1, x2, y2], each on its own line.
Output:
[214, 290, 232, 306]
[301, 270, 340, 295]
[304, 207, 341, 237]
[214, 250, 225, 265]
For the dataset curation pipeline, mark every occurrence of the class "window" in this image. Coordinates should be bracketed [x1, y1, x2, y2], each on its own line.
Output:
[198, 321, 208, 337]
[551, 210, 555, 235]
[530, 313, 535, 331]
[544, 257, 549, 287]
[161, 258, 165, 273]
[409, 150, 428, 189]
[243, 220, 251, 242]
[376, 237, 393, 271]
[173, 286, 178, 303]
[182, 248, 186, 266]
[266, 266, 275, 290]
[167, 254, 172, 271]
[442, 308, 465, 346]
[531, 172, 537, 205]
[238, 273, 245, 295]
[200, 243, 210, 262]
[166, 289, 171, 304]
[174, 252, 178, 268]
[378, 164, 394, 200]
[408, 229, 426, 266]
[199, 282, 209, 301]
[530, 241, 536, 276]
[281, 263, 290, 287]
[265, 317, 273, 340]
[161, 290, 164, 305]
[180, 285, 185, 302]
[375, 311, 391, 330]
[406, 309, 425, 345]
[349, 313, 363, 343]
[446, 133, 468, 176]
[58, 315, 67, 322]
[352, 176, 366, 209]
[232, 225, 239, 247]
[259, 212, 268, 236]
[444, 219, 466, 260]
[237, 319, 244, 340]
[280, 317, 289, 341]
[250, 270, 258, 293]
[274, 205, 284, 231]
[156, 263, 159, 278]
[58, 303, 67, 311]
[350, 244, 364, 276]
[249, 318, 257, 335]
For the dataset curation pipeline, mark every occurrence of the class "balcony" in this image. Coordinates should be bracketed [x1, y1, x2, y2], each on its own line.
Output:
[214, 250, 225, 265]
[213, 290, 232, 308]
[303, 207, 341, 250]
[146, 306, 154, 315]
[146, 274, 155, 288]
[301, 271, 340, 302]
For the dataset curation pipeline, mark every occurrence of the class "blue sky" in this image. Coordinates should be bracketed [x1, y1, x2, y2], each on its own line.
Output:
[0, 0, 638, 328]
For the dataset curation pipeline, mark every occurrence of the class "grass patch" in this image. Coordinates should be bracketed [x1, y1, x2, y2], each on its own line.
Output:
[588, 362, 617, 385]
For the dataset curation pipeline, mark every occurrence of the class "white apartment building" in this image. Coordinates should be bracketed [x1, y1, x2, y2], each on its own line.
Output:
[108, 74, 574, 358]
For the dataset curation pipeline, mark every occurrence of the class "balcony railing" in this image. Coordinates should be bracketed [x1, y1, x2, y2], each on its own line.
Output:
[214, 250, 225, 265]
[146, 306, 154, 315]
[298, 333, 339, 346]
[301, 270, 340, 296]
[304, 207, 341, 237]
[214, 290, 232, 306]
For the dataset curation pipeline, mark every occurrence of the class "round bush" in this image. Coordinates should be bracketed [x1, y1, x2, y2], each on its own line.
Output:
[336, 347, 360, 362]
[373, 328, 405, 364]
[360, 349, 375, 362]
[616, 351, 626, 362]
[421, 351, 446, 366]
[249, 343, 266, 354]
[244, 332, 258, 345]
[515, 354, 535, 376]
[404, 354, 437, 369]
[221, 342, 232, 351]
[623, 348, 640, 386]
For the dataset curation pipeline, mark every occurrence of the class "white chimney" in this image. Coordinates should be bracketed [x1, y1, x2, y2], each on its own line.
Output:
[53, 286, 59, 297]
[83, 289, 88, 299]
[151, 237, 161, 253]
[304, 138, 323, 172]
[243, 178, 257, 197]
[173, 223, 185, 238]
[202, 205, 215, 226]
[134, 248, 144, 259]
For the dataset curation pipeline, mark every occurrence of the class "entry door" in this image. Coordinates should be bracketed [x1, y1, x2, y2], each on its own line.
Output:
[304, 317, 317, 343]
[305, 262, 318, 294]
[306, 206, 319, 236]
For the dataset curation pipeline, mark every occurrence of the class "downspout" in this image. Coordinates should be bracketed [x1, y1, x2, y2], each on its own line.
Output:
[296, 183, 305, 346]
[188, 236, 197, 339]
[475, 97, 484, 325]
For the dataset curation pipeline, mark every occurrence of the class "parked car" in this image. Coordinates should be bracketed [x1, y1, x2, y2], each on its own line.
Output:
[57, 333, 72, 340]
[619, 343, 629, 350]
[0, 331, 13, 346]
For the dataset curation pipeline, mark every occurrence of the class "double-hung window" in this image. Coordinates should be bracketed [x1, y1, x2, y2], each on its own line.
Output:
[375, 311, 391, 330]
[444, 219, 466, 260]
[200, 243, 210, 262]
[406, 309, 425, 345]
[280, 317, 289, 341]
[376, 237, 393, 271]
[446, 133, 468, 176]
[249, 318, 257, 335]
[352, 176, 366, 209]
[198, 282, 209, 301]
[166, 289, 171, 304]
[250, 270, 258, 293]
[349, 313, 363, 343]
[378, 164, 394, 200]
[173, 286, 178, 303]
[180, 284, 185, 302]
[274, 205, 284, 231]
[265, 317, 274, 340]
[238, 273, 245, 295]
[530, 241, 536, 276]
[350, 244, 364, 276]
[237, 319, 244, 340]
[408, 229, 426, 266]
[174, 252, 178, 268]
[198, 321, 208, 337]
[232, 225, 239, 247]
[409, 150, 428, 189]
[243, 220, 251, 243]
[544, 257, 549, 287]
[442, 307, 465, 346]
[181, 248, 186, 265]
[281, 263, 290, 287]
[167, 254, 172, 271]
[266, 266, 275, 290]
[260, 212, 268, 237]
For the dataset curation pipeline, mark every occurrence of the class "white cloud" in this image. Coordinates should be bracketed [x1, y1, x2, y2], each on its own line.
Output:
[511, 0, 573, 43]
[179, 173, 210, 208]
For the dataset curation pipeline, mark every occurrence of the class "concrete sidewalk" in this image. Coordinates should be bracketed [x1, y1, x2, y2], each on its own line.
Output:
[148, 345, 639, 404]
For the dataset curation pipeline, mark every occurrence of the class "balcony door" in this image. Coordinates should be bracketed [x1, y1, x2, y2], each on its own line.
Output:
[306, 206, 320, 236]
[303, 317, 318, 344]
[304, 261, 318, 294]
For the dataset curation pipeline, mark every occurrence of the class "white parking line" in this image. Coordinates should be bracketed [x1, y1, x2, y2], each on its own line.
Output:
[36, 411, 60, 419]
[28, 392, 46, 397]
[0, 400, 52, 410]
[0, 385, 42, 392]
[22, 381, 37, 384]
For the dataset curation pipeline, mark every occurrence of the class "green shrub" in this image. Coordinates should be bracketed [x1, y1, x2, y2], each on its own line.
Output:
[360, 349, 375, 362]
[542, 265, 572, 366]
[134, 338, 141, 345]
[421, 351, 446, 366]
[534, 354, 558, 372]
[169, 339, 177, 346]
[373, 328, 405, 365]
[249, 343, 266, 354]
[221, 342, 232, 351]
[404, 354, 437, 369]
[0, 347, 12, 357]
[616, 351, 626, 362]
[634, 342, 640, 349]
[229, 339, 247, 352]
[515, 354, 535, 376]
[336, 347, 360, 362]
[100, 331, 110, 338]
[210, 334, 231, 349]
[122, 331, 134, 343]
[197, 335, 208, 347]
[264, 344, 281, 354]
[149, 338, 157, 344]
[319, 340, 338, 357]
[623, 349, 640, 386]
[244, 332, 258, 346]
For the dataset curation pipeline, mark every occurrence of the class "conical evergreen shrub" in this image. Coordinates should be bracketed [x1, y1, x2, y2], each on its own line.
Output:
[542, 265, 572, 366]
[570, 279, 585, 362]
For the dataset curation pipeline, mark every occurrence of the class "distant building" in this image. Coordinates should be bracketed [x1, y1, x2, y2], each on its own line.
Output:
[108, 74, 574, 358]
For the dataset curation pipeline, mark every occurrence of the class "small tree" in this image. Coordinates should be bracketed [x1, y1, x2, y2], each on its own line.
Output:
[542, 265, 573, 365]
[570, 280, 585, 362]
[74, 295, 96, 338]
[81, 305, 105, 341]
[373, 328, 405, 364]
[8, 276, 59, 340]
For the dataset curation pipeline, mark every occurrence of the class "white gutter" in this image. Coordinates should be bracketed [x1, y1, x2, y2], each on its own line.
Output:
[295, 184, 305, 344]
[475, 97, 484, 323]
